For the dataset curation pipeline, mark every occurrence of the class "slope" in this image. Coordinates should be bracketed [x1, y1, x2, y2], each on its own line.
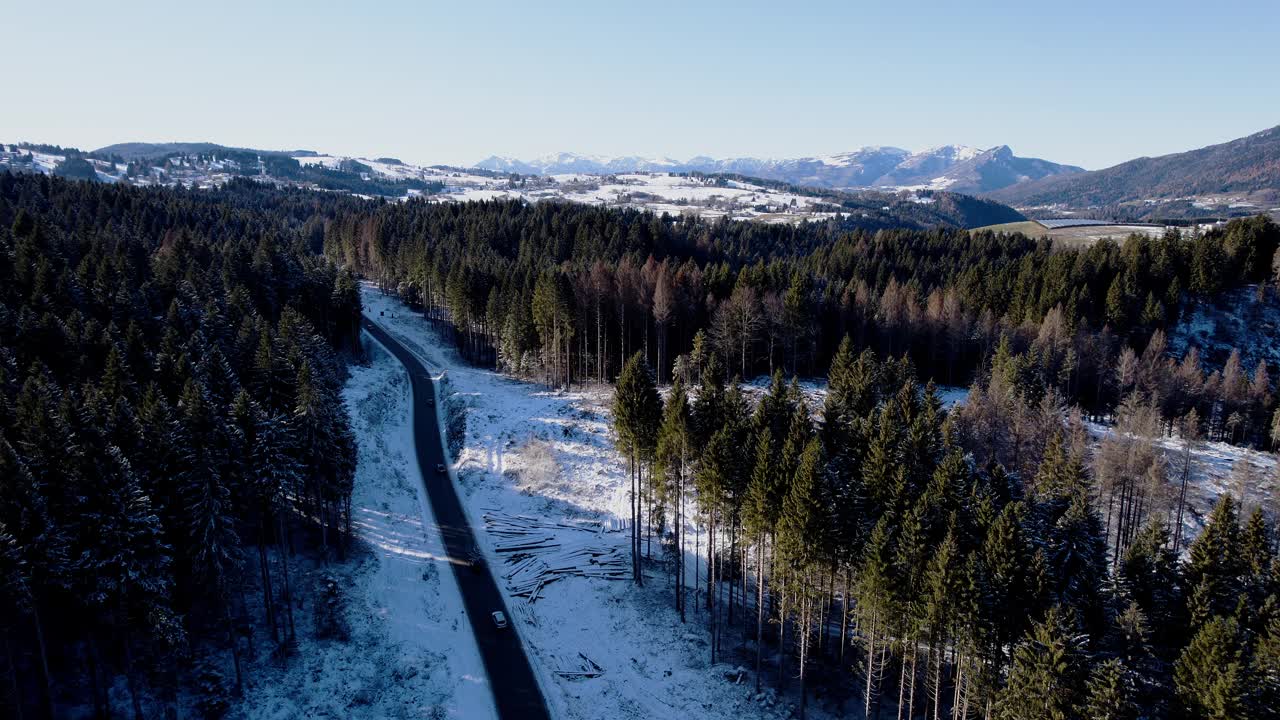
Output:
[990, 125, 1280, 216]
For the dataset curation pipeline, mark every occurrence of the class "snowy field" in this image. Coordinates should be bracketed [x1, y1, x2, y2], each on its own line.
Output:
[232, 339, 495, 720]
[423, 171, 844, 224]
[362, 286, 832, 720]
[295, 153, 848, 223]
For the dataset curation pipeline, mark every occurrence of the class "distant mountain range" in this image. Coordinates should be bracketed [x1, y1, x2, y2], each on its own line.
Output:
[11, 126, 1278, 224]
[475, 145, 1084, 195]
[988, 126, 1280, 219]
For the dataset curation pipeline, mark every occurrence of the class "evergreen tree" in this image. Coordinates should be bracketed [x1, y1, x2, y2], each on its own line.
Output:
[655, 377, 691, 619]
[1174, 615, 1248, 720]
[1185, 496, 1244, 627]
[614, 352, 662, 585]
[1083, 658, 1139, 720]
[995, 607, 1088, 720]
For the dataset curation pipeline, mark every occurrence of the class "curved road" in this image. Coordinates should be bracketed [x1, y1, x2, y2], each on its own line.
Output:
[362, 317, 551, 720]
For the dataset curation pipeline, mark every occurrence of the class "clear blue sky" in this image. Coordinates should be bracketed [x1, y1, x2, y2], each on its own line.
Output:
[3, 0, 1277, 169]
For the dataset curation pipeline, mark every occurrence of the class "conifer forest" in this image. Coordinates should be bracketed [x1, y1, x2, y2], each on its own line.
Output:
[4, 168, 1280, 718]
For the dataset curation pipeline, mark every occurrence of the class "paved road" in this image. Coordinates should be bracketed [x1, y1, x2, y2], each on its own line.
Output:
[362, 317, 551, 720]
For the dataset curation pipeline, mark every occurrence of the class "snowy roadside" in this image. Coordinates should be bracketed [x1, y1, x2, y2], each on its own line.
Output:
[347, 282, 1266, 720]
[232, 336, 495, 720]
[361, 285, 826, 720]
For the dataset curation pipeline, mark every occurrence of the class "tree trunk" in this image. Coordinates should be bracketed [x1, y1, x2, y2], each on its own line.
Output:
[630, 453, 640, 585]
[31, 606, 53, 720]
[88, 633, 107, 720]
[778, 590, 788, 690]
[799, 590, 809, 720]
[121, 626, 144, 720]
[4, 632, 23, 720]
[906, 641, 918, 720]
[727, 523, 736, 627]
[864, 615, 877, 720]
[224, 601, 244, 695]
[257, 523, 278, 644]
[277, 514, 297, 644]
[755, 538, 765, 691]
[678, 448, 686, 622]
[840, 568, 850, 666]
[645, 462, 652, 561]
[709, 514, 717, 664]
[694, 514, 701, 617]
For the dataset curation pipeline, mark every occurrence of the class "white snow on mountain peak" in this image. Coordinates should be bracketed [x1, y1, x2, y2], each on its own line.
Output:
[468, 143, 1080, 194]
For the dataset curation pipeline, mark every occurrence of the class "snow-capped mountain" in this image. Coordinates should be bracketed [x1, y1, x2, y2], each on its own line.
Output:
[477, 152, 685, 175]
[872, 145, 986, 187]
[474, 145, 1082, 193]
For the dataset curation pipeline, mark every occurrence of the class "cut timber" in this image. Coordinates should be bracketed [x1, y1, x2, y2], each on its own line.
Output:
[553, 652, 605, 679]
[483, 511, 628, 603]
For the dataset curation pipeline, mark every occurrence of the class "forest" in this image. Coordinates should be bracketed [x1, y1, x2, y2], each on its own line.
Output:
[324, 197, 1280, 447]
[322, 194, 1280, 717]
[0, 173, 365, 717]
[610, 341, 1280, 719]
[4, 168, 1280, 718]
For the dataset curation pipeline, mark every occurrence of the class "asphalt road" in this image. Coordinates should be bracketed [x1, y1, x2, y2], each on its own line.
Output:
[362, 317, 551, 720]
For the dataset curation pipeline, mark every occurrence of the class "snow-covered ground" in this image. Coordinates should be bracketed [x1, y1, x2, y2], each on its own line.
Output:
[1169, 284, 1280, 370]
[233, 338, 495, 720]
[1, 143, 939, 225]
[362, 286, 828, 720]
[738, 375, 969, 414]
[1086, 421, 1278, 549]
[233, 281, 1267, 719]
[421, 171, 844, 224]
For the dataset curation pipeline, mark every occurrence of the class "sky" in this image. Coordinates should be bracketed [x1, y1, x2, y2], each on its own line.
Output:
[2, 0, 1278, 170]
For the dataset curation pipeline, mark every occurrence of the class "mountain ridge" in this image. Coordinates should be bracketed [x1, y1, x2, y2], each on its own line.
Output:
[474, 145, 1082, 194]
[988, 125, 1280, 218]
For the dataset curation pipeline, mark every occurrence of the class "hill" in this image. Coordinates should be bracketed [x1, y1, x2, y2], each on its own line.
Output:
[475, 144, 1081, 194]
[990, 125, 1280, 219]
[94, 141, 320, 161]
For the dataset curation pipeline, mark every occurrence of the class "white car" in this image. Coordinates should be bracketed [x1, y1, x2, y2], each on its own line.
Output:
[491, 611, 508, 629]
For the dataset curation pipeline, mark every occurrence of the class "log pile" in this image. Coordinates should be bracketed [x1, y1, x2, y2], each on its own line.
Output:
[483, 511, 629, 603]
[554, 652, 605, 679]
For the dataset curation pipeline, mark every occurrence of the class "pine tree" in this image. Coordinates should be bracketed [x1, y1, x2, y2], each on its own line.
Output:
[775, 438, 825, 717]
[921, 530, 963, 720]
[1117, 521, 1184, 650]
[995, 607, 1088, 720]
[1185, 495, 1243, 627]
[86, 448, 178, 719]
[1251, 617, 1280, 717]
[655, 377, 691, 619]
[862, 403, 899, 516]
[1083, 658, 1138, 720]
[742, 426, 775, 690]
[180, 381, 244, 692]
[1174, 615, 1248, 720]
[856, 516, 896, 717]
[1046, 495, 1108, 631]
[981, 501, 1043, 674]
[614, 352, 662, 585]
